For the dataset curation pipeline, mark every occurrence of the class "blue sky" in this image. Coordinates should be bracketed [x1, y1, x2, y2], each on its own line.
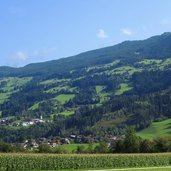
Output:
[0, 0, 171, 67]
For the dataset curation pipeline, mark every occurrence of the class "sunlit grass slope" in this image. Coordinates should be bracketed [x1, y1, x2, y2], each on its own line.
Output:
[137, 118, 171, 139]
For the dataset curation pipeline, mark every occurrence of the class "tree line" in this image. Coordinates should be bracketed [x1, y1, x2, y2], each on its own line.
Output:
[1, 128, 171, 154]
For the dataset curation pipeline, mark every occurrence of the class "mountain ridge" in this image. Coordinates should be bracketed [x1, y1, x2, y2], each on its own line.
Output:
[0, 32, 171, 142]
[1, 32, 171, 77]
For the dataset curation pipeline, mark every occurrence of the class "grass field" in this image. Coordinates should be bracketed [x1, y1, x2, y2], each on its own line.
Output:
[137, 118, 171, 139]
[55, 143, 98, 153]
[137, 58, 171, 71]
[60, 110, 75, 116]
[138, 59, 163, 65]
[96, 86, 105, 94]
[111, 66, 139, 75]
[45, 86, 76, 94]
[54, 94, 75, 104]
[86, 60, 120, 72]
[29, 102, 41, 110]
[0, 93, 9, 104]
[95, 86, 110, 104]
[40, 79, 70, 85]
[45, 86, 69, 93]
[115, 83, 132, 95]
[0, 77, 32, 104]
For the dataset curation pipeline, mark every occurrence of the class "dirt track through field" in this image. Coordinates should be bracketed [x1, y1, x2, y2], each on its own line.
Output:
[85, 166, 171, 171]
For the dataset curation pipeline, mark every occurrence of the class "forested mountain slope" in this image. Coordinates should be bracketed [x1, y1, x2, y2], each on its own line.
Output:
[1, 32, 171, 77]
[0, 32, 171, 142]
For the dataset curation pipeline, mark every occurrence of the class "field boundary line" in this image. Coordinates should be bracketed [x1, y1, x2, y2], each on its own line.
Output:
[85, 166, 171, 171]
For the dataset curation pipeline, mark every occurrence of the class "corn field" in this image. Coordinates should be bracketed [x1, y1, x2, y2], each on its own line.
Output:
[0, 153, 171, 171]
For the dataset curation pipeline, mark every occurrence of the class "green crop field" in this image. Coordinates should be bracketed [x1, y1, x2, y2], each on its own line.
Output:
[137, 118, 171, 139]
[0, 153, 171, 171]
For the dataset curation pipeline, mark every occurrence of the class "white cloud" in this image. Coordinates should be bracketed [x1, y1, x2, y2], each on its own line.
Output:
[97, 29, 108, 38]
[10, 51, 28, 61]
[7, 47, 57, 67]
[7, 51, 28, 67]
[121, 28, 133, 36]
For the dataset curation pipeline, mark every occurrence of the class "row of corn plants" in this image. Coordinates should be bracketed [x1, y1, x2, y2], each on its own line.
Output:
[0, 153, 171, 171]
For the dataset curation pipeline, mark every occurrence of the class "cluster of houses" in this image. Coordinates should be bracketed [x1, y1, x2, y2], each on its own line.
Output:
[0, 117, 11, 125]
[0, 117, 125, 151]
[21, 134, 125, 150]
[0, 117, 45, 127]
[22, 137, 70, 149]
[18, 118, 45, 127]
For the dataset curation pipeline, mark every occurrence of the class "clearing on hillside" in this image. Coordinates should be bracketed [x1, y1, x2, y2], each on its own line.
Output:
[137, 118, 171, 139]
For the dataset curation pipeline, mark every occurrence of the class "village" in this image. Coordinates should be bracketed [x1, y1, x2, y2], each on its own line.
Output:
[0, 116, 125, 150]
[21, 134, 125, 150]
[0, 116, 45, 127]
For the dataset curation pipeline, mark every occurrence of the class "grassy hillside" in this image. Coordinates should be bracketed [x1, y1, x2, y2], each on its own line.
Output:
[0, 33, 171, 142]
[137, 119, 171, 139]
[54, 94, 75, 104]
[0, 77, 32, 104]
[115, 83, 132, 95]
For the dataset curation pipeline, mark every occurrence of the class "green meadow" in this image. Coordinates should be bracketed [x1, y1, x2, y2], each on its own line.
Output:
[137, 118, 171, 139]
[60, 110, 75, 116]
[54, 94, 75, 104]
[115, 83, 132, 95]
[95, 86, 110, 104]
[55, 143, 98, 153]
[0, 77, 32, 104]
